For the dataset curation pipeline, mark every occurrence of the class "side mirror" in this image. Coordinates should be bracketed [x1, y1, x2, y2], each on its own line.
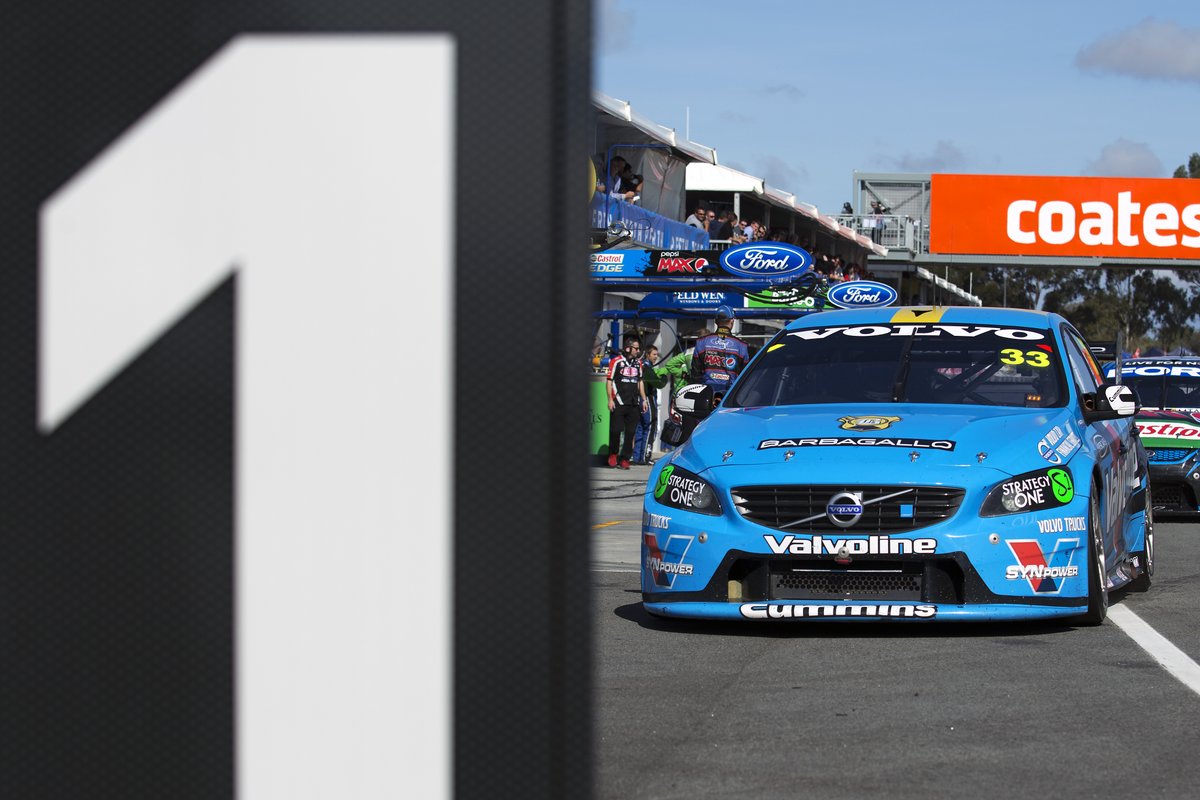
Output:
[660, 419, 686, 448]
[674, 383, 714, 419]
[1084, 382, 1139, 422]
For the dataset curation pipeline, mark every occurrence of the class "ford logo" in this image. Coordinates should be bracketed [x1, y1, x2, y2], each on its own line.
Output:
[719, 241, 812, 280]
[826, 280, 898, 309]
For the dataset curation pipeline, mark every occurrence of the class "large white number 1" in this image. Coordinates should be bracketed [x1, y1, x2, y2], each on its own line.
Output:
[41, 36, 453, 799]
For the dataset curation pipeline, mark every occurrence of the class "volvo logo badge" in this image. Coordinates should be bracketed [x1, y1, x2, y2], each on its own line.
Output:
[826, 491, 863, 528]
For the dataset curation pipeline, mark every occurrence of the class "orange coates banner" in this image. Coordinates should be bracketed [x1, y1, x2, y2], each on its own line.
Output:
[930, 174, 1200, 259]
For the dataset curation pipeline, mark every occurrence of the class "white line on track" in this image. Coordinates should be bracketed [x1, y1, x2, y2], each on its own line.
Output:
[1109, 604, 1200, 698]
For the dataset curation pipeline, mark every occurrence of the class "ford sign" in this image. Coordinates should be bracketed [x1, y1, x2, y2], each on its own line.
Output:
[719, 242, 812, 280]
[826, 280, 898, 309]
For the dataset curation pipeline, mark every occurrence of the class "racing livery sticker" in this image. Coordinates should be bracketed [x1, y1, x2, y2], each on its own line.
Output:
[1006, 538, 1080, 593]
[643, 532, 695, 589]
[764, 534, 937, 555]
[642, 510, 671, 530]
[758, 436, 955, 450]
[739, 604, 937, 619]
[1037, 424, 1081, 464]
[982, 466, 1074, 515]
[589, 249, 651, 276]
[890, 307, 947, 323]
[839, 415, 900, 431]
[644, 251, 715, 275]
[1116, 363, 1200, 377]
[1136, 417, 1200, 447]
[719, 242, 812, 280]
[826, 280, 898, 309]
[1035, 516, 1086, 535]
[788, 325, 1045, 341]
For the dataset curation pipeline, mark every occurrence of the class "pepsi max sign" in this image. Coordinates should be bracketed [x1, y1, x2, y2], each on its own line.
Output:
[826, 280, 898, 309]
[719, 242, 812, 280]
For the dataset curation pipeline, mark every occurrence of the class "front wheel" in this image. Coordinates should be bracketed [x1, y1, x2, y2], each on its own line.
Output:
[1079, 488, 1109, 625]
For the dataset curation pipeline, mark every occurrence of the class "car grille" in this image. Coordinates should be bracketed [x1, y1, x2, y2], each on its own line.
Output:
[1153, 483, 1193, 511]
[1148, 447, 1194, 464]
[731, 484, 965, 533]
[771, 567, 922, 600]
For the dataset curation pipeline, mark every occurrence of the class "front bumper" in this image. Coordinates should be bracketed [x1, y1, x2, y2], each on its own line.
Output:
[644, 600, 1087, 621]
[1147, 449, 1200, 513]
[642, 546, 1087, 616]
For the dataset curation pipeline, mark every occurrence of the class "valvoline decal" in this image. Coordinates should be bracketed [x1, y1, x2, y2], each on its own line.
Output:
[719, 241, 811, 280]
[826, 280, 898, 309]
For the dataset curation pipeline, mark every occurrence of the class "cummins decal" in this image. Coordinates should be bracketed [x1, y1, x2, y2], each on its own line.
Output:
[758, 437, 955, 450]
[739, 604, 937, 619]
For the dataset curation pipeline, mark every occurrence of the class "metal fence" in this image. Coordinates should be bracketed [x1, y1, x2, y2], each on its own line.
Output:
[834, 214, 929, 253]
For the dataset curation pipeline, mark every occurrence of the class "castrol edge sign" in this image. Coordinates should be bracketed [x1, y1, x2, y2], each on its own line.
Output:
[930, 174, 1200, 258]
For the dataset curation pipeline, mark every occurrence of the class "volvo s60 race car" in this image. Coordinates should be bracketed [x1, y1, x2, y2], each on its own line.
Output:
[1103, 356, 1200, 515]
[642, 307, 1153, 623]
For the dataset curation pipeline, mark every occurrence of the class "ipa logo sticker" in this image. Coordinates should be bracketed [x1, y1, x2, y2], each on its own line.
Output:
[839, 415, 900, 431]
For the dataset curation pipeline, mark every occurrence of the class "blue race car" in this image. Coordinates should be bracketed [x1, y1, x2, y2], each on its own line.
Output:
[643, 306, 1152, 623]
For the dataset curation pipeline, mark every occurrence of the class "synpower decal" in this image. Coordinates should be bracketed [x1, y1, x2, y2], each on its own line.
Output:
[1006, 539, 1080, 593]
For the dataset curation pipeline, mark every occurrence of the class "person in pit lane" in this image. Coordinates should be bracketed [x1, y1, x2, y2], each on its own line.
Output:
[606, 334, 648, 469]
[691, 305, 749, 401]
[680, 306, 750, 439]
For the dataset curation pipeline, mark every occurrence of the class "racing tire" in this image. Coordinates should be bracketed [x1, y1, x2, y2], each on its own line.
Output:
[1079, 487, 1108, 625]
[1128, 485, 1155, 593]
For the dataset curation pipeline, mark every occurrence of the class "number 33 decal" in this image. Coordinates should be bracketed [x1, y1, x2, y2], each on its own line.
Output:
[1000, 348, 1051, 367]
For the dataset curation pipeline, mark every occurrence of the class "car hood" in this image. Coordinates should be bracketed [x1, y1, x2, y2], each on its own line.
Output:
[673, 403, 1080, 480]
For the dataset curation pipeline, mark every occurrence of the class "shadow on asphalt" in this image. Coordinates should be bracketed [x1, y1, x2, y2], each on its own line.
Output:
[611, 599, 1105, 639]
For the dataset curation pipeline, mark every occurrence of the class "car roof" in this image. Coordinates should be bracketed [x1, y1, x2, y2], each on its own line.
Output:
[782, 305, 1065, 331]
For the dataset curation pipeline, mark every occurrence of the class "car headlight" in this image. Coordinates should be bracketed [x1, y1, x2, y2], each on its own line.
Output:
[980, 465, 1076, 517]
[652, 464, 722, 515]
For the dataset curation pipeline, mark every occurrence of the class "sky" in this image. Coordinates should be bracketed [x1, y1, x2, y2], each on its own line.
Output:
[594, 1, 1200, 217]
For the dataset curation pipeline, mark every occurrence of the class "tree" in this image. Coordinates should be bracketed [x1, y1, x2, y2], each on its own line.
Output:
[1174, 152, 1200, 179]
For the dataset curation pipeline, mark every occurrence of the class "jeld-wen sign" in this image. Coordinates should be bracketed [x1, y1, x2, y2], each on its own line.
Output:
[931, 174, 1200, 258]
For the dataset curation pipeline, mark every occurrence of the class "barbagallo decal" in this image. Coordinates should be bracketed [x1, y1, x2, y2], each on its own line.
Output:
[758, 436, 955, 450]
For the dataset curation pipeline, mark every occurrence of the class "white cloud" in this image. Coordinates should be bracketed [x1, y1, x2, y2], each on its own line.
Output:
[756, 155, 808, 191]
[888, 140, 967, 172]
[1076, 18, 1200, 84]
[595, 0, 635, 54]
[763, 83, 805, 102]
[1083, 138, 1164, 177]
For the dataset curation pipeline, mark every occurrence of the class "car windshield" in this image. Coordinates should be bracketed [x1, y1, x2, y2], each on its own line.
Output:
[727, 322, 1066, 408]
[1116, 364, 1200, 409]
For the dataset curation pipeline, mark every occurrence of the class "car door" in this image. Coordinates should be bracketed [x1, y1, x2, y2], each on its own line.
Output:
[1061, 325, 1137, 565]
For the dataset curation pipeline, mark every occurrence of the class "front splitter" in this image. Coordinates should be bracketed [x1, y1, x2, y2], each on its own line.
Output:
[644, 599, 1088, 622]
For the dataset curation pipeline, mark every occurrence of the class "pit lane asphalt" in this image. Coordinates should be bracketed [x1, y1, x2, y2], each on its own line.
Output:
[591, 463, 1200, 800]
